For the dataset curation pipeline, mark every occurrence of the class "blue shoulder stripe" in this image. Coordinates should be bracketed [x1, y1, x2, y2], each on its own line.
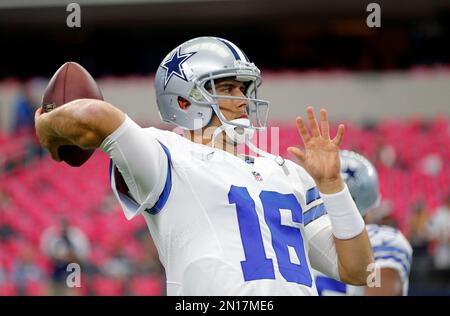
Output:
[304, 203, 327, 226]
[306, 187, 321, 204]
[372, 246, 412, 263]
[144, 142, 172, 215]
[374, 255, 410, 275]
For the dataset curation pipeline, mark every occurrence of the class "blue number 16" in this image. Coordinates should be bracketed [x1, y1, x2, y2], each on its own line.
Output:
[228, 185, 312, 287]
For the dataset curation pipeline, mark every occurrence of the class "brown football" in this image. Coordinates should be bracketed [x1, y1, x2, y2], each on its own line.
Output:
[42, 61, 103, 167]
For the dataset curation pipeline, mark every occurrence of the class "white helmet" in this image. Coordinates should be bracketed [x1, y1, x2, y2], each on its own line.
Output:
[154, 36, 269, 132]
[340, 150, 381, 216]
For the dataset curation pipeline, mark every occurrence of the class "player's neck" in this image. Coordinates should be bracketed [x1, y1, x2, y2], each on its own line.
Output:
[210, 135, 238, 156]
[186, 130, 237, 155]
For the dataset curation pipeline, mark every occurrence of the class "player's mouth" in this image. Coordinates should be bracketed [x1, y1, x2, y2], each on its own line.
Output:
[237, 114, 248, 119]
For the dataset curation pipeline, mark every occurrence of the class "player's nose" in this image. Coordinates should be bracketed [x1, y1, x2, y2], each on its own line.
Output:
[231, 86, 248, 114]
[236, 99, 248, 112]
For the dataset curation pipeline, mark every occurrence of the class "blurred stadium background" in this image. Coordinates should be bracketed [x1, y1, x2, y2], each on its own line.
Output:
[0, 0, 449, 295]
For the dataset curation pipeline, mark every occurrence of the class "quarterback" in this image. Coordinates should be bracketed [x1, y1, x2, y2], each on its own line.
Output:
[35, 37, 373, 295]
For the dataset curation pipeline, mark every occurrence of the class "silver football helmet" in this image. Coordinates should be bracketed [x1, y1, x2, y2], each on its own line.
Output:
[340, 150, 381, 216]
[154, 37, 270, 131]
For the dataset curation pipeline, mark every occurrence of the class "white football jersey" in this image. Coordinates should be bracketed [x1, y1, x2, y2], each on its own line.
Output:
[314, 224, 413, 296]
[106, 123, 337, 296]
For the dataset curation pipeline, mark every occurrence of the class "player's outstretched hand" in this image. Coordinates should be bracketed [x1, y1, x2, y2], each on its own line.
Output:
[287, 106, 345, 194]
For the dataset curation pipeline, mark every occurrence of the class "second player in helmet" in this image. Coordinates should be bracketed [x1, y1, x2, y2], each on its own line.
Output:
[314, 150, 413, 296]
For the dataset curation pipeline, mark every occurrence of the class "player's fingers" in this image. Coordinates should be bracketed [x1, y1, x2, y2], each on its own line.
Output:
[287, 147, 306, 166]
[49, 146, 62, 162]
[295, 116, 311, 144]
[332, 124, 345, 147]
[306, 106, 320, 138]
[320, 109, 330, 140]
[34, 107, 43, 121]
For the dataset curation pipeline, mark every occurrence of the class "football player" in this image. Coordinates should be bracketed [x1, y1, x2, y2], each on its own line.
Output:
[314, 150, 413, 296]
[35, 37, 373, 295]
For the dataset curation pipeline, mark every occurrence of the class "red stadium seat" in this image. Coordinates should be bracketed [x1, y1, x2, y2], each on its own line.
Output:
[24, 280, 49, 296]
[0, 283, 18, 296]
[129, 275, 164, 296]
[91, 276, 124, 296]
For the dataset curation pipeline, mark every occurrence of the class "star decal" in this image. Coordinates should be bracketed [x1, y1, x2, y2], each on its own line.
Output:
[343, 167, 357, 180]
[161, 48, 196, 89]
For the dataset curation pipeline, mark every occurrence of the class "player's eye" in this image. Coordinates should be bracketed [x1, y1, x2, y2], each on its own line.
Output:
[218, 85, 232, 93]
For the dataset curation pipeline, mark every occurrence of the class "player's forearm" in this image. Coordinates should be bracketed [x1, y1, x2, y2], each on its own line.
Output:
[319, 184, 374, 285]
[335, 230, 374, 285]
[38, 99, 125, 149]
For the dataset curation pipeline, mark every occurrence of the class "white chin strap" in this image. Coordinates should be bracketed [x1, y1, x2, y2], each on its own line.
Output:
[225, 118, 255, 145]
[211, 118, 285, 167]
[211, 118, 254, 146]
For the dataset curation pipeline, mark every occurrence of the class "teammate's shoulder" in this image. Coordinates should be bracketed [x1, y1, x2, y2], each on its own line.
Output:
[368, 224, 412, 254]
[368, 224, 413, 283]
[367, 224, 402, 236]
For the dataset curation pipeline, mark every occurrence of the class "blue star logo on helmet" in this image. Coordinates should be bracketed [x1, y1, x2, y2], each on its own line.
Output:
[343, 167, 357, 179]
[161, 48, 196, 89]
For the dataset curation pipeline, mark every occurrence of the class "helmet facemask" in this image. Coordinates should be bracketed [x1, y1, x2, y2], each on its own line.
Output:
[192, 66, 270, 131]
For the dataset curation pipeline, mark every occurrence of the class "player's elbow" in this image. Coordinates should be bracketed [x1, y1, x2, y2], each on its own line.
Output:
[75, 129, 103, 149]
[75, 99, 125, 148]
[334, 228, 375, 286]
[338, 257, 375, 286]
[340, 270, 370, 286]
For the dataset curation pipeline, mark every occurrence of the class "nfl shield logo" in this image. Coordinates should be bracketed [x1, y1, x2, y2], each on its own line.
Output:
[252, 171, 263, 182]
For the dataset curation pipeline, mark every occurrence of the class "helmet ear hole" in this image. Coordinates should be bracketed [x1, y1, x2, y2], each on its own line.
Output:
[177, 97, 191, 110]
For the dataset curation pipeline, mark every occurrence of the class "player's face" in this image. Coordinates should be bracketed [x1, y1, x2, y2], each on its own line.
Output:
[209, 79, 248, 125]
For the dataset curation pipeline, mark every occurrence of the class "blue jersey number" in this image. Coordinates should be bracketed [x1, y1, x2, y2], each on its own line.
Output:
[228, 185, 312, 286]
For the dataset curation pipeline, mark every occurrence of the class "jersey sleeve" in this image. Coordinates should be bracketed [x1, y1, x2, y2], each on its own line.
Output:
[289, 162, 340, 280]
[100, 116, 171, 220]
[368, 225, 413, 285]
[304, 215, 340, 281]
[287, 161, 328, 226]
[303, 186, 328, 226]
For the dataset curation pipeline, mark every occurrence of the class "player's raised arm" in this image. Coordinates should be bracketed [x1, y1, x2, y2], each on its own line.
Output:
[36, 98, 170, 219]
[288, 106, 374, 285]
[35, 99, 125, 161]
